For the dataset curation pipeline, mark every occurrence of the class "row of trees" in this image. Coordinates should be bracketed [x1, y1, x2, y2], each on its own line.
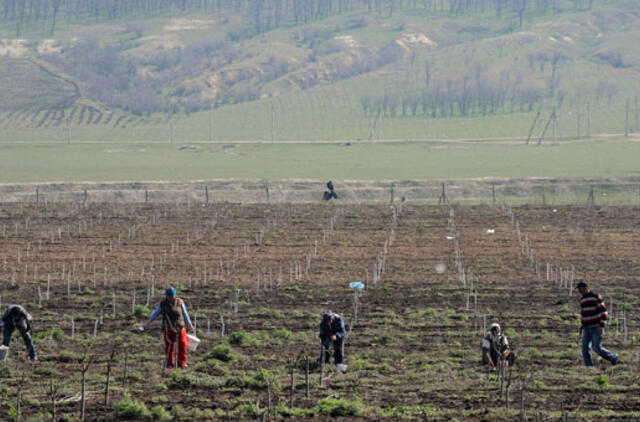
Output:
[360, 76, 546, 118]
[1, 0, 604, 36]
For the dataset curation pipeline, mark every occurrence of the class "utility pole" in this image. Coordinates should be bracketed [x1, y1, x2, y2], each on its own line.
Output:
[552, 109, 557, 146]
[525, 108, 541, 145]
[586, 102, 591, 138]
[537, 108, 555, 146]
[208, 102, 213, 142]
[635, 95, 639, 132]
[270, 104, 275, 143]
[577, 101, 581, 139]
[170, 114, 174, 144]
[625, 97, 630, 137]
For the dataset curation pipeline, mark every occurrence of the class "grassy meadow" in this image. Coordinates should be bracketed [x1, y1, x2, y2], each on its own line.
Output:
[1, 136, 639, 183]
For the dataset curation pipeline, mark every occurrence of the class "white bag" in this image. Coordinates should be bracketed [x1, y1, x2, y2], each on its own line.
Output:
[186, 334, 200, 352]
[0, 345, 8, 361]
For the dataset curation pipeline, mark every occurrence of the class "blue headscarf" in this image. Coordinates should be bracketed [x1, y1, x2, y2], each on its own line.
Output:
[165, 286, 176, 297]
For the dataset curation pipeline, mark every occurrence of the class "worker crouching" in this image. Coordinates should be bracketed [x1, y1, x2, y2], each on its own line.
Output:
[319, 310, 346, 369]
[482, 323, 515, 369]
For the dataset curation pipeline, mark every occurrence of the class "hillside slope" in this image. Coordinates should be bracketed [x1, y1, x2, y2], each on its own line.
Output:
[0, 0, 639, 141]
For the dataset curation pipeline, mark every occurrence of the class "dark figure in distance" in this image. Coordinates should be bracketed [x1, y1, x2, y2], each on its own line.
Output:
[323, 181, 338, 201]
[1, 304, 37, 361]
[319, 310, 346, 369]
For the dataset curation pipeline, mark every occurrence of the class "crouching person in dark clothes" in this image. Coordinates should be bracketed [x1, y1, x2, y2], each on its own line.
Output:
[482, 323, 513, 368]
[1, 304, 37, 361]
[319, 310, 346, 370]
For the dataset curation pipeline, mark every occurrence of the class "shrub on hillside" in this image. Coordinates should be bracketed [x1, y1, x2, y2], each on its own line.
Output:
[209, 343, 237, 362]
[316, 398, 363, 416]
[115, 395, 150, 419]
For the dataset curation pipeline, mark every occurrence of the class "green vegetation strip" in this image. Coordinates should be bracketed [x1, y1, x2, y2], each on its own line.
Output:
[0, 138, 639, 182]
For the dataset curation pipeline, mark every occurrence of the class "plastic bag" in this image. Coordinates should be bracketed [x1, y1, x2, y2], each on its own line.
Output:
[349, 281, 364, 290]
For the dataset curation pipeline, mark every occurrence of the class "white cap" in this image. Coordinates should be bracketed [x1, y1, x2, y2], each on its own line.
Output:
[490, 323, 500, 332]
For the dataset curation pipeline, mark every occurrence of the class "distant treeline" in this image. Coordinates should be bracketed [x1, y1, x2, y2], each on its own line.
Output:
[2, 0, 602, 36]
[361, 75, 545, 118]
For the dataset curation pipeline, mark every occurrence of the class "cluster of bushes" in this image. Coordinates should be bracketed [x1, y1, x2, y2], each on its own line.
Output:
[42, 39, 237, 116]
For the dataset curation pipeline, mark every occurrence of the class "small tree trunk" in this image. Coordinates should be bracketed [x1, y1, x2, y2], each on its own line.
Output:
[305, 356, 310, 399]
[289, 363, 295, 408]
[80, 369, 87, 421]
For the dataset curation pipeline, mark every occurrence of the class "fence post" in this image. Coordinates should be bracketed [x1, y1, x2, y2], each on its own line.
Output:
[491, 183, 495, 205]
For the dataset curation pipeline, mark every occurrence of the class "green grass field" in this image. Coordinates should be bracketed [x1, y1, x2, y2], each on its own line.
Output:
[1, 136, 638, 183]
[0, 89, 636, 144]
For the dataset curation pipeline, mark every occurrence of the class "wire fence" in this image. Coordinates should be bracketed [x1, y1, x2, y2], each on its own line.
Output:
[1, 178, 640, 205]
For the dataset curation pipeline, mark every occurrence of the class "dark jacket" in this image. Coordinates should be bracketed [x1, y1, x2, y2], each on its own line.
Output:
[319, 314, 346, 347]
[2, 305, 33, 331]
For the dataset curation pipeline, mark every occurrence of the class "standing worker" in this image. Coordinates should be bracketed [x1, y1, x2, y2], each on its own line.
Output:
[576, 280, 619, 366]
[319, 310, 346, 370]
[141, 286, 194, 369]
[1, 304, 37, 361]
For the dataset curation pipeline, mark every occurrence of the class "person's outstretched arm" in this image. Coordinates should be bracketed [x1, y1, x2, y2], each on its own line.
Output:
[142, 305, 162, 330]
[181, 303, 194, 331]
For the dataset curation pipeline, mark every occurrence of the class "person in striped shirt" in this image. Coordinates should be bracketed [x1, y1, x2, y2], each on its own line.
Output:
[576, 280, 619, 367]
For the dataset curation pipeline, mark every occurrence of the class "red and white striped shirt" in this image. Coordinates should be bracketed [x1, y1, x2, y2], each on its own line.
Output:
[580, 291, 608, 328]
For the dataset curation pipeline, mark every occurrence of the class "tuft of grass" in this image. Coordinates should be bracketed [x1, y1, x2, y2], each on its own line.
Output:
[134, 304, 150, 318]
[208, 343, 238, 362]
[272, 328, 293, 340]
[597, 374, 610, 388]
[228, 330, 259, 347]
[150, 405, 170, 421]
[115, 395, 151, 420]
[316, 398, 363, 417]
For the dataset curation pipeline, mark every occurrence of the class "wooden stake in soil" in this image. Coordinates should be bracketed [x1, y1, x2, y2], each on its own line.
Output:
[104, 345, 116, 406]
[80, 354, 94, 421]
[305, 356, 310, 399]
[122, 351, 129, 390]
[49, 377, 58, 422]
[289, 362, 295, 408]
[267, 381, 273, 421]
[319, 343, 325, 388]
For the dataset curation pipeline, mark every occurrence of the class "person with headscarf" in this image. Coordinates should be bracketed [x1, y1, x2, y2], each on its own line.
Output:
[141, 286, 194, 368]
[319, 310, 346, 369]
[482, 323, 512, 368]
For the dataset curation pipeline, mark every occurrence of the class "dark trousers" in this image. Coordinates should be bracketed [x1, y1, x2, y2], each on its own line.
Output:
[2, 320, 37, 360]
[323, 337, 343, 365]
